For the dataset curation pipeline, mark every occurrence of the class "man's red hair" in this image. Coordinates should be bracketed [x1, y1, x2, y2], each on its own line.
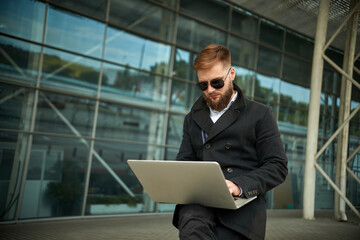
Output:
[193, 44, 231, 71]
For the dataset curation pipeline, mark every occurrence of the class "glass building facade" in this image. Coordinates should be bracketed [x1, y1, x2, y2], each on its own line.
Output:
[0, 0, 359, 221]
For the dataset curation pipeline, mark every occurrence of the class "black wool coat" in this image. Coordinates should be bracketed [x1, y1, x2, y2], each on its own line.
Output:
[173, 84, 288, 240]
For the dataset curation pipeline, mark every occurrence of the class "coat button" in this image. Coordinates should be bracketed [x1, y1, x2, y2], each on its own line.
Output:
[226, 168, 233, 173]
[205, 143, 211, 149]
[225, 143, 231, 149]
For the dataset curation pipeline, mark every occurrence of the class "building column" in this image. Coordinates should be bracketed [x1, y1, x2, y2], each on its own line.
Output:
[303, 0, 330, 220]
[334, 0, 359, 221]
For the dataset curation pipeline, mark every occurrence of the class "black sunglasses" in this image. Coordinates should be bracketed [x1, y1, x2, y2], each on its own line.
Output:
[197, 67, 231, 91]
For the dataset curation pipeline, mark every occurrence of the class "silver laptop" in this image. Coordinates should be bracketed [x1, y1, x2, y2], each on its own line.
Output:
[127, 160, 256, 210]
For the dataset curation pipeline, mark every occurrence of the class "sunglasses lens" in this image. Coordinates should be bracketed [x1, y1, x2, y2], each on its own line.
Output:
[210, 79, 224, 89]
[197, 82, 208, 91]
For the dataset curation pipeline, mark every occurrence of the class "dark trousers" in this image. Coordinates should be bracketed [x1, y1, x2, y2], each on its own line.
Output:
[177, 204, 249, 240]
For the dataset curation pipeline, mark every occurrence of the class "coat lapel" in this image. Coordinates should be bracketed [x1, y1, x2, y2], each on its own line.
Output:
[205, 105, 241, 143]
[192, 106, 213, 135]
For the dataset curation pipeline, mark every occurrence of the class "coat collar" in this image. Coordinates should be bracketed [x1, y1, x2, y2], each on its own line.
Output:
[191, 84, 246, 143]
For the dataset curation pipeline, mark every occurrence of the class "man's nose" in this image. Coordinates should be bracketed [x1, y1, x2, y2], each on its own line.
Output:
[206, 83, 216, 93]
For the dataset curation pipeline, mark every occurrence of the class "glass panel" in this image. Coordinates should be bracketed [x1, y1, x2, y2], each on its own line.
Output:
[0, 36, 41, 83]
[153, 0, 178, 8]
[165, 147, 179, 160]
[0, 131, 29, 221]
[35, 91, 96, 137]
[110, 0, 175, 42]
[349, 100, 359, 138]
[280, 132, 306, 209]
[324, 48, 343, 70]
[322, 69, 341, 96]
[96, 102, 166, 144]
[280, 81, 309, 105]
[0, 83, 34, 131]
[254, 73, 280, 106]
[180, 0, 229, 29]
[257, 46, 281, 76]
[41, 47, 102, 97]
[49, 0, 107, 20]
[260, 20, 284, 49]
[285, 31, 313, 60]
[279, 81, 309, 127]
[176, 16, 226, 52]
[229, 35, 256, 69]
[319, 94, 338, 138]
[104, 27, 171, 75]
[167, 114, 185, 147]
[86, 142, 163, 215]
[0, 0, 45, 42]
[233, 66, 254, 97]
[45, 6, 105, 58]
[20, 135, 88, 219]
[173, 48, 196, 80]
[101, 63, 168, 109]
[170, 80, 200, 113]
[231, 8, 258, 40]
[282, 55, 311, 87]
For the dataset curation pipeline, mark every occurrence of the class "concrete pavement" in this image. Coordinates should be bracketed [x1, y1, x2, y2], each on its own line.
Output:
[0, 210, 359, 240]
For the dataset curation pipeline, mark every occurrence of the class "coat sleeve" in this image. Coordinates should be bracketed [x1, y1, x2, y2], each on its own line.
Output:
[231, 107, 288, 198]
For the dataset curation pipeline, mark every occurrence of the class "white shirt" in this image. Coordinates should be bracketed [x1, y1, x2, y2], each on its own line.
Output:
[209, 91, 238, 123]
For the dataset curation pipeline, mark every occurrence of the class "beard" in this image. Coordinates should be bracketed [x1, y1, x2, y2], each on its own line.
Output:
[203, 85, 234, 111]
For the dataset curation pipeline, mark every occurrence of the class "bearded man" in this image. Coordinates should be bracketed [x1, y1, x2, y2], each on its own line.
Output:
[172, 44, 288, 240]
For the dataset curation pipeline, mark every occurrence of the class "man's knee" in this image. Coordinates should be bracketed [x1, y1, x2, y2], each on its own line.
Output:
[177, 204, 217, 240]
[178, 204, 215, 221]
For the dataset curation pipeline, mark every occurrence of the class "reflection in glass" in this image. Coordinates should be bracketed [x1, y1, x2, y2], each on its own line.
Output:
[0, 0, 45, 43]
[231, 9, 258, 40]
[279, 103, 308, 127]
[174, 48, 196, 80]
[0, 131, 29, 221]
[167, 114, 185, 147]
[170, 80, 199, 113]
[0, 83, 34, 131]
[229, 35, 256, 69]
[279, 81, 310, 127]
[101, 63, 168, 108]
[49, 0, 107, 20]
[319, 94, 338, 139]
[180, 0, 228, 29]
[41, 47, 102, 96]
[110, 0, 175, 42]
[105, 27, 171, 75]
[165, 147, 179, 160]
[322, 69, 341, 96]
[96, 102, 165, 144]
[282, 55, 311, 87]
[45, 6, 105, 58]
[254, 73, 280, 105]
[233, 66, 254, 97]
[280, 81, 310, 105]
[285, 31, 313, 60]
[86, 141, 161, 215]
[257, 46, 281, 76]
[35, 91, 96, 137]
[20, 135, 89, 219]
[280, 132, 306, 209]
[0, 36, 41, 83]
[176, 16, 226, 52]
[260, 20, 284, 49]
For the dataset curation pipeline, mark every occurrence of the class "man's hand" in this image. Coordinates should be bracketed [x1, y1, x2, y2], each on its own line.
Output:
[225, 180, 241, 196]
